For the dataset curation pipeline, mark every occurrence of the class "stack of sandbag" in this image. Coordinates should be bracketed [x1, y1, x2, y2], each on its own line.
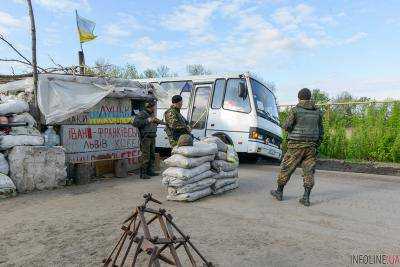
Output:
[201, 137, 240, 195]
[162, 142, 218, 202]
[0, 152, 15, 198]
[0, 99, 44, 150]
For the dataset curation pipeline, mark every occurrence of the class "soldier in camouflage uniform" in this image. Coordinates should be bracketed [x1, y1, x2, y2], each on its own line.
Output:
[164, 95, 191, 147]
[133, 100, 163, 179]
[270, 88, 324, 206]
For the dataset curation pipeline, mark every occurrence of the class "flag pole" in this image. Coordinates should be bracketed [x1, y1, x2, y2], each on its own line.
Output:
[76, 9, 85, 75]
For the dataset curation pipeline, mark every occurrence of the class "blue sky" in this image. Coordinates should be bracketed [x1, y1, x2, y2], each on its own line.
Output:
[1, 0, 400, 104]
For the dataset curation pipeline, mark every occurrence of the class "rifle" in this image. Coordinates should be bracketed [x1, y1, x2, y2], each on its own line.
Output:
[0, 122, 28, 128]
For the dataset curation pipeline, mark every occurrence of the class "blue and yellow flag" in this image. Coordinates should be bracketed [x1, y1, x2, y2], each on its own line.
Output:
[76, 11, 97, 43]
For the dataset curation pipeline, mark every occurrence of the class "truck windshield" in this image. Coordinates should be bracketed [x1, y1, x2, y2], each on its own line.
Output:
[250, 78, 279, 122]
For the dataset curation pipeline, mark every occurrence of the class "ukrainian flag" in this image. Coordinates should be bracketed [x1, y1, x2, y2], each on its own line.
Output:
[76, 11, 97, 43]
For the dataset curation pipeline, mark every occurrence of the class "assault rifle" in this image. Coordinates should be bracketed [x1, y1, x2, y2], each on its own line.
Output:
[0, 122, 28, 128]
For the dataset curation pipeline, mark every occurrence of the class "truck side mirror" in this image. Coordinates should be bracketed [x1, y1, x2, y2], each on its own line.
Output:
[238, 81, 247, 99]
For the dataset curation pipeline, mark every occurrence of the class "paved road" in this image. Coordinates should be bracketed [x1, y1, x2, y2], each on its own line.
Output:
[1, 164, 400, 266]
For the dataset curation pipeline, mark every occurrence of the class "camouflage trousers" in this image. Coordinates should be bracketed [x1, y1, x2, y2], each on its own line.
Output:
[276, 146, 317, 189]
[140, 137, 155, 170]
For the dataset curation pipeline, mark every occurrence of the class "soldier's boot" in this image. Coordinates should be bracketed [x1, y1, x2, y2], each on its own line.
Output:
[270, 185, 284, 201]
[140, 167, 150, 179]
[299, 187, 311, 206]
[146, 166, 159, 177]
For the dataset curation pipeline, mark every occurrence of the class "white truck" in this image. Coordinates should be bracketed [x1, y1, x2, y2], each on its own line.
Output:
[135, 73, 283, 160]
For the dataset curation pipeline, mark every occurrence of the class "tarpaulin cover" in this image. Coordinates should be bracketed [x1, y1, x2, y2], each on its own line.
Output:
[37, 74, 153, 124]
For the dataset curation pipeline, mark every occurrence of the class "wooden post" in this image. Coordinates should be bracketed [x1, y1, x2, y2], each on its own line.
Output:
[78, 50, 85, 75]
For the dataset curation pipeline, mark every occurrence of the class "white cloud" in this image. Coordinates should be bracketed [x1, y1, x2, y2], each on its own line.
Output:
[0, 11, 24, 28]
[35, 0, 90, 13]
[102, 13, 148, 44]
[341, 32, 367, 44]
[163, 1, 220, 44]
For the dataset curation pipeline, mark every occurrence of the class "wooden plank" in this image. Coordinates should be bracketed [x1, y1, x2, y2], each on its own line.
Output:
[61, 124, 139, 153]
[65, 148, 140, 171]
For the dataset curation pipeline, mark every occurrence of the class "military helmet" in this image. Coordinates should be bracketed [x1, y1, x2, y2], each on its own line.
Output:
[177, 134, 194, 147]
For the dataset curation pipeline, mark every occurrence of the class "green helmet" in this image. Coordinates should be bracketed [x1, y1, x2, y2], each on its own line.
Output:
[177, 134, 193, 147]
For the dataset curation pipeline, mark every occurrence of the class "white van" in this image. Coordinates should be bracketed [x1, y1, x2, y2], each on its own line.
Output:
[135, 73, 282, 160]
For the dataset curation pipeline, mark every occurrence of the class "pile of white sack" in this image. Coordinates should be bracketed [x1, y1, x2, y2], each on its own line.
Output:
[162, 136, 239, 202]
[203, 136, 239, 195]
[0, 98, 44, 198]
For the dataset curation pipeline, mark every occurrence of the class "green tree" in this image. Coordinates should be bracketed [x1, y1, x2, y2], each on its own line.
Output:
[311, 89, 330, 104]
[186, 64, 211, 76]
[142, 69, 158, 78]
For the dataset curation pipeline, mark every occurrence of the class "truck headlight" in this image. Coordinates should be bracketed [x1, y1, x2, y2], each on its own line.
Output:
[250, 129, 263, 140]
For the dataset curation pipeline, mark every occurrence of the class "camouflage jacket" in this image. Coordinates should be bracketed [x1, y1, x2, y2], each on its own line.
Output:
[132, 109, 157, 138]
[163, 106, 190, 140]
[284, 100, 324, 148]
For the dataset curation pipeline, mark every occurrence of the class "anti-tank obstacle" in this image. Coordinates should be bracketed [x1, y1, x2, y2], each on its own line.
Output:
[103, 193, 213, 266]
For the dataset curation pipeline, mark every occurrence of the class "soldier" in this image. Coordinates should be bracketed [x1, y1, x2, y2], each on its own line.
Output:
[164, 95, 191, 147]
[133, 100, 162, 179]
[270, 88, 324, 206]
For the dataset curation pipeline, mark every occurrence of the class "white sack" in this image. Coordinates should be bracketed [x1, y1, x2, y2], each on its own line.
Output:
[172, 143, 218, 157]
[0, 99, 29, 115]
[164, 154, 214, 169]
[162, 162, 210, 180]
[214, 178, 237, 190]
[213, 169, 239, 179]
[0, 77, 33, 93]
[10, 113, 37, 127]
[226, 146, 239, 163]
[211, 160, 239, 172]
[200, 136, 228, 152]
[162, 170, 215, 187]
[0, 173, 17, 199]
[0, 135, 44, 150]
[167, 187, 212, 202]
[10, 126, 41, 136]
[214, 180, 239, 195]
[168, 178, 216, 196]
[0, 153, 9, 174]
[215, 151, 227, 161]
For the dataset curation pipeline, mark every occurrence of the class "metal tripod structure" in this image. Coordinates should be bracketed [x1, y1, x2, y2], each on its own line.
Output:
[103, 193, 213, 267]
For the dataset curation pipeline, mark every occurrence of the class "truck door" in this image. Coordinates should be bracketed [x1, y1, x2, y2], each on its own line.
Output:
[189, 84, 212, 140]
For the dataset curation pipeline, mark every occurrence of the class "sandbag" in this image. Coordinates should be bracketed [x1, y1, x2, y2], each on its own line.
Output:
[0, 99, 29, 115]
[167, 187, 212, 202]
[162, 162, 210, 180]
[214, 178, 237, 190]
[0, 153, 9, 174]
[172, 143, 218, 157]
[213, 180, 239, 195]
[226, 145, 239, 163]
[10, 126, 41, 136]
[0, 173, 17, 199]
[0, 135, 44, 150]
[164, 154, 214, 169]
[200, 136, 228, 152]
[162, 170, 215, 187]
[10, 113, 37, 127]
[213, 169, 239, 179]
[215, 151, 227, 161]
[211, 160, 239, 172]
[168, 178, 216, 196]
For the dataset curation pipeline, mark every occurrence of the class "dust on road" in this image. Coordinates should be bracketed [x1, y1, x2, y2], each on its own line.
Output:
[1, 164, 400, 266]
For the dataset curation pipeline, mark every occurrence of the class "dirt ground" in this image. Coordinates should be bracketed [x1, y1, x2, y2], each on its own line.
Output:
[1, 164, 400, 266]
